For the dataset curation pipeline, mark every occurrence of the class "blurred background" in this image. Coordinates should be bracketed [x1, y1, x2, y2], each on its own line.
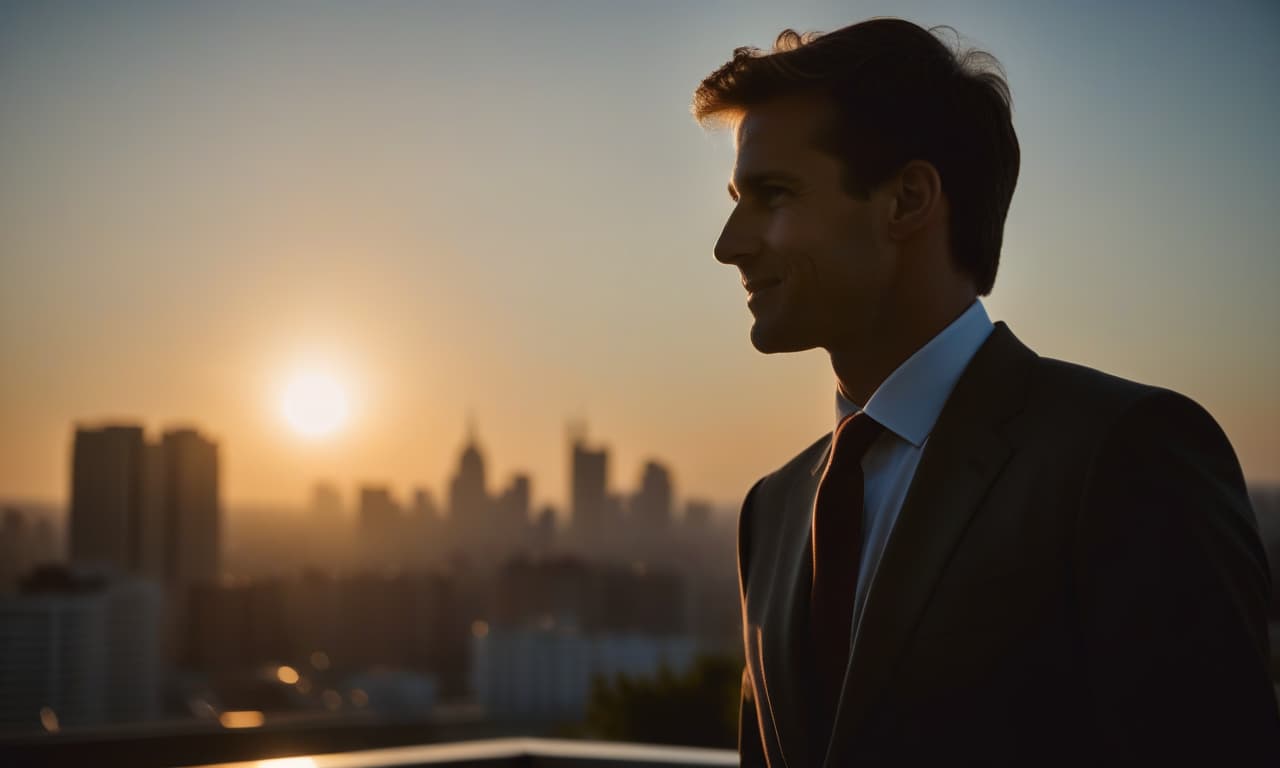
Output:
[1, 0, 1278, 764]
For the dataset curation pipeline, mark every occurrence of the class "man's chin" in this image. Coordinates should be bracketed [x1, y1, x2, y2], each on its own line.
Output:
[749, 323, 815, 354]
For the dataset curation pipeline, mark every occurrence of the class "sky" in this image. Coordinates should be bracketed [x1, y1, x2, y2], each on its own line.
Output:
[1, 0, 1278, 516]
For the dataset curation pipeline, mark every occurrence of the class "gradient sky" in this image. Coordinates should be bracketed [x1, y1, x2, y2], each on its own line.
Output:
[2, 0, 1278, 516]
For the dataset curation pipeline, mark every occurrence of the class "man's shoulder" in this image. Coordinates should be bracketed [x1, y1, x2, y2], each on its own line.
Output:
[1027, 354, 1212, 431]
[947, 323, 1201, 445]
[1013, 353, 1237, 478]
[1032, 355, 1158, 410]
[748, 432, 830, 501]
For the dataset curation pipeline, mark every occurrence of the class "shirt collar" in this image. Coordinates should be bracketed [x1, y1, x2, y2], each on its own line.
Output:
[836, 300, 995, 448]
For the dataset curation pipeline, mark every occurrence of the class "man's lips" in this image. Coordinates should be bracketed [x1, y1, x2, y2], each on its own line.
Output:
[743, 277, 783, 295]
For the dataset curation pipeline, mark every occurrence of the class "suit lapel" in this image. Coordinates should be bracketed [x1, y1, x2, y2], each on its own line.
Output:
[759, 443, 828, 767]
[822, 323, 1036, 765]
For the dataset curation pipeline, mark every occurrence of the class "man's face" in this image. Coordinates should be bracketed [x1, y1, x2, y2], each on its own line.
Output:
[715, 96, 896, 355]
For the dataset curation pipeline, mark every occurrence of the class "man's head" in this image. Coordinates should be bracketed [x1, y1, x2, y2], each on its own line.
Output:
[694, 19, 1019, 356]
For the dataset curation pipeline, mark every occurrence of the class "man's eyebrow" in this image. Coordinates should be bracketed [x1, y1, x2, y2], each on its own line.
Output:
[728, 171, 804, 200]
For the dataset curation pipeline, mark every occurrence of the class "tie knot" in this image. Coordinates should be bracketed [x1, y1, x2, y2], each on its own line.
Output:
[828, 412, 885, 470]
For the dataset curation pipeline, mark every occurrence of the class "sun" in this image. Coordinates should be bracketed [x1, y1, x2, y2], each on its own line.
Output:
[281, 371, 349, 438]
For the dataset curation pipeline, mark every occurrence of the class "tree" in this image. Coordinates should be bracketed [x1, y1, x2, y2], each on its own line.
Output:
[582, 654, 741, 748]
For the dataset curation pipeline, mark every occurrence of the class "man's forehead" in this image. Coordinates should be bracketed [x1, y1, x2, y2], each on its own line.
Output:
[733, 94, 831, 150]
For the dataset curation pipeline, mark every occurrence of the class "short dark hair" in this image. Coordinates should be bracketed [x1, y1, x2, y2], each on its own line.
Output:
[693, 19, 1019, 296]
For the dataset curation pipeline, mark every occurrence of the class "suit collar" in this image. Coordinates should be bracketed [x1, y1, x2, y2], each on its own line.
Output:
[822, 322, 1037, 765]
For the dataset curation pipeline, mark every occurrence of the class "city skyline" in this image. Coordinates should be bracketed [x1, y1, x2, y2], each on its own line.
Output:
[26, 416, 714, 528]
[2, 1, 1278, 510]
[2, 412, 740, 739]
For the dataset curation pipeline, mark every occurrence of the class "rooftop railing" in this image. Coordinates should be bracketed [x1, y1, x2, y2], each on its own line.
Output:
[184, 738, 738, 767]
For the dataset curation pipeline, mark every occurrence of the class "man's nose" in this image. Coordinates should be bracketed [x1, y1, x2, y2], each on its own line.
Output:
[714, 205, 754, 266]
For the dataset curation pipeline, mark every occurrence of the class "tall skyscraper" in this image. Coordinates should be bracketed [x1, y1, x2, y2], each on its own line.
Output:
[570, 433, 608, 533]
[632, 461, 674, 529]
[449, 438, 488, 524]
[68, 424, 220, 590]
[448, 431, 491, 561]
[69, 425, 148, 574]
[498, 475, 531, 525]
[159, 428, 220, 590]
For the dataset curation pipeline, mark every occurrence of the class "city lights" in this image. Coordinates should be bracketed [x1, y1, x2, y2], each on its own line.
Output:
[38, 706, 59, 734]
[218, 710, 265, 729]
[276, 665, 300, 685]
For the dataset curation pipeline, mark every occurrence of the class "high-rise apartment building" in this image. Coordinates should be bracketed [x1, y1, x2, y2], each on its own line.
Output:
[631, 461, 673, 529]
[0, 566, 162, 729]
[159, 428, 219, 590]
[68, 425, 151, 575]
[570, 436, 608, 532]
[68, 424, 219, 590]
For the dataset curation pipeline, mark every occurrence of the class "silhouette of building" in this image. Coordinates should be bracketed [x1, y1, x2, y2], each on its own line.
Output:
[531, 506, 557, 555]
[407, 487, 445, 563]
[570, 429, 609, 549]
[185, 579, 288, 677]
[449, 438, 488, 521]
[1, 507, 57, 593]
[358, 485, 402, 565]
[631, 461, 673, 530]
[448, 431, 491, 559]
[359, 486, 400, 534]
[302, 482, 349, 571]
[68, 425, 154, 576]
[410, 488, 440, 523]
[493, 556, 686, 636]
[69, 424, 219, 590]
[186, 570, 468, 698]
[0, 566, 161, 729]
[159, 428, 220, 591]
[497, 475, 531, 526]
[471, 626, 695, 721]
[682, 500, 712, 532]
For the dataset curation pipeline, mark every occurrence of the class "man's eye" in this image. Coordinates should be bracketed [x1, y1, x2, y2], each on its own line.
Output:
[759, 186, 791, 204]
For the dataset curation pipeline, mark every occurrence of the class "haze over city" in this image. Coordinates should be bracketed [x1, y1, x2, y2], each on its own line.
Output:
[2, 0, 1277, 515]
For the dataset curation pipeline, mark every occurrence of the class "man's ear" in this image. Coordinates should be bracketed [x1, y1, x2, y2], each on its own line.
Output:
[886, 160, 943, 241]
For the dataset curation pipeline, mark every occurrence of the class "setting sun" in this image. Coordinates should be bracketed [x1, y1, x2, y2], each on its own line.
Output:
[281, 371, 349, 438]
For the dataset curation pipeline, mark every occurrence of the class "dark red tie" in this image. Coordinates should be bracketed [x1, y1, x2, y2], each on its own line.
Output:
[810, 411, 885, 736]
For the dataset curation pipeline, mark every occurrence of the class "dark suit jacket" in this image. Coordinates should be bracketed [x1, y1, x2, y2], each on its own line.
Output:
[738, 323, 1280, 766]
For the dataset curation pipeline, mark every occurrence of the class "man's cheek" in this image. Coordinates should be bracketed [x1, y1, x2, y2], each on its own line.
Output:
[764, 214, 809, 253]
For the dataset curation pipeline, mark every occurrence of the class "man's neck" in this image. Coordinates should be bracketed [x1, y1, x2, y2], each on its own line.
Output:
[830, 297, 977, 407]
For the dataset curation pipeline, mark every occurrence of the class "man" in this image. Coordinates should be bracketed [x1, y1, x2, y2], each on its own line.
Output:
[692, 18, 1279, 767]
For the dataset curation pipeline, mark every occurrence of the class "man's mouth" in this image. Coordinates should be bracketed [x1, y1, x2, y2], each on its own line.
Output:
[743, 277, 783, 296]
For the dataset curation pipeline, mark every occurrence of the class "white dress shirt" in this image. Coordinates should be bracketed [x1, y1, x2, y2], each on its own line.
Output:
[834, 299, 995, 638]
